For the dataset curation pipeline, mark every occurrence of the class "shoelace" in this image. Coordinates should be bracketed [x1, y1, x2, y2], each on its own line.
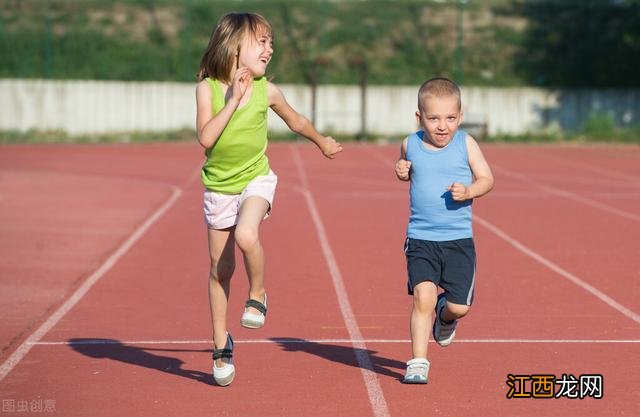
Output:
[407, 363, 428, 375]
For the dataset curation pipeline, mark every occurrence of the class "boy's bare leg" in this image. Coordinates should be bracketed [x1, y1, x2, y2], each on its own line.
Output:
[410, 281, 438, 358]
[207, 227, 236, 366]
[235, 196, 270, 314]
[441, 301, 470, 322]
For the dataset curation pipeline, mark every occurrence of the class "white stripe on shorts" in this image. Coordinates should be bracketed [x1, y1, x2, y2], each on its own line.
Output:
[466, 265, 476, 305]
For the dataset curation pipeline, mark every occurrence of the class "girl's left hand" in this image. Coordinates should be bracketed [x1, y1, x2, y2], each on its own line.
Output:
[321, 136, 343, 159]
[448, 182, 470, 201]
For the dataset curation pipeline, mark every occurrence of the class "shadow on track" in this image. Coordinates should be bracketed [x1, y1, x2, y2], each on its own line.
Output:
[271, 337, 405, 381]
[69, 338, 213, 386]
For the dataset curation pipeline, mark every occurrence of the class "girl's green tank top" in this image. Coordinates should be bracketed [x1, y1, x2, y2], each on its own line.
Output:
[201, 77, 270, 194]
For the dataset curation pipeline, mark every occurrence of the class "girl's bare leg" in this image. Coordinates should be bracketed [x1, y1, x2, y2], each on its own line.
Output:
[207, 227, 236, 366]
[235, 196, 270, 313]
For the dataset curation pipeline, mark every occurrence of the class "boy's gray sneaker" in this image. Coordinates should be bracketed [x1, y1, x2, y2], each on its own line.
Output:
[403, 358, 430, 384]
[433, 293, 457, 347]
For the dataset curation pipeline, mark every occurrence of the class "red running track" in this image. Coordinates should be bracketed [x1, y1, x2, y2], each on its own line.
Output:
[0, 142, 638, 416]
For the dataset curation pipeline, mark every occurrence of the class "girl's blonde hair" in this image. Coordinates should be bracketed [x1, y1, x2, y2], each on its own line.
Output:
[197, 12, 272, 83]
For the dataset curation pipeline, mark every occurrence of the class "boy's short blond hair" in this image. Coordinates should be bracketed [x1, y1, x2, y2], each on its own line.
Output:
[418, 78, 461, 112]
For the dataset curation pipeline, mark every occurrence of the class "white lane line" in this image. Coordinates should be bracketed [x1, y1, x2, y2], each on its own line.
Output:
[0, 186, 183, 382]
[30, 338, 640, 346]
[493, 165, 640, 222]
[475, 215, 640, 324]
[533, 151, 640, 186]
[291, 145, 390, 417]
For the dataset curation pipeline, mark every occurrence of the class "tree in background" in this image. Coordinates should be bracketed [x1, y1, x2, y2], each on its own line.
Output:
[516, 0, 640, 87]
[1, 0, 639, 87]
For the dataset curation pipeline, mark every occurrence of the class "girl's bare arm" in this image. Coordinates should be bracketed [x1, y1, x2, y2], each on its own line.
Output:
[196, 68, 251, 149]
[267, 82, 342, 158]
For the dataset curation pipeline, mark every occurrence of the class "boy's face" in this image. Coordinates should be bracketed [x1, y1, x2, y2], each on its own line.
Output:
[416, 94, 463, 148]
[237, 29, 273, 78]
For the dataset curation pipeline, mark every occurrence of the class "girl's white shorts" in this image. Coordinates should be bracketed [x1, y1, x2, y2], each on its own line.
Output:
[203, 170, 277, 230]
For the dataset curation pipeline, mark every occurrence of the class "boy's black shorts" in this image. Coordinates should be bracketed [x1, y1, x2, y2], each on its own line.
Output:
[404, 237, 476, 305]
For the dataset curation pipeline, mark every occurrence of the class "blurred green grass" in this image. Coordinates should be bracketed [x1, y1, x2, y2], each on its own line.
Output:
[2, 126, 638, 145]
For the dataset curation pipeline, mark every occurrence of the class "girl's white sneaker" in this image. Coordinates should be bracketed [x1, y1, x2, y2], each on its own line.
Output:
[212, 333, 235, 386]
[241, 294, 267, 329]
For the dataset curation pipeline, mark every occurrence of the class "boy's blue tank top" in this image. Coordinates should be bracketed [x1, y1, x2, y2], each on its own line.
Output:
[406, 129, 473, 241]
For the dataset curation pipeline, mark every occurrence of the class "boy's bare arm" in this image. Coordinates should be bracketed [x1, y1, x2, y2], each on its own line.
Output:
[395, 137, 411, 181]
[449, 135, 494, 201]
[267, 82, 342, 159]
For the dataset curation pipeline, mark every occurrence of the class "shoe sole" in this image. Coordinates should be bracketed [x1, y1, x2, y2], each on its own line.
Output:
[403, 377, 428, 384]
[240, 315, 265, 329]
[434, 330, 456, 347]
[213, 365, 235, 386]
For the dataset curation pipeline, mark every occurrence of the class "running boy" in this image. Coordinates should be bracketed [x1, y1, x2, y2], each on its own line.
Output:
[196, 12, 342, 386]
[394, 77, 494, 384]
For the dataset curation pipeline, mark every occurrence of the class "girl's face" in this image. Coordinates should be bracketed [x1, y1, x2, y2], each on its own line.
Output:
[416, 94, 463, 148]
[237, 29, 273, 78]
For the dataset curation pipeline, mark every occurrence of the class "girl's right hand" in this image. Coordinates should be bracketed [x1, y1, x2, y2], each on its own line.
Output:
[231, 67, 252, 102]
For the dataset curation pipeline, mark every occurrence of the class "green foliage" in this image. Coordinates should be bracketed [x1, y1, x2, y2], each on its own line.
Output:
[3, 127, 638, 144]
[483, 126, 640, 144]
[582, 112, 617, 138]
[1, 0, 639, 87]
[570, 113, 640, 142]
[0, 129, 197, 144]
[514, 0, 640, 87]
[0, 0, 527, 85]
[482, 132, 565, 143]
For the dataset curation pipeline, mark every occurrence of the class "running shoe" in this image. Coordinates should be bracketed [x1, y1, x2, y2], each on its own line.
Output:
[213, 333, 235, 386]
[433, 293, 457, 347]
[403, 358, 430, 384]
